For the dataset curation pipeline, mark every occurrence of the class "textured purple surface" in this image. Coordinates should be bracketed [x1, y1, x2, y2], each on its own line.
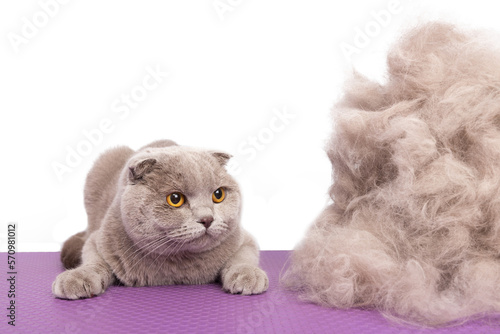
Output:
[1, 251, 499, 334]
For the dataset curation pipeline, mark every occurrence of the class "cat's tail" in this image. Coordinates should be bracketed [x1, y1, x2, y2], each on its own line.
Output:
[60, 231, 88, 269]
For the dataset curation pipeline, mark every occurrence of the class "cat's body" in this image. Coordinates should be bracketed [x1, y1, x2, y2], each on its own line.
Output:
[53, 140, 268, 299]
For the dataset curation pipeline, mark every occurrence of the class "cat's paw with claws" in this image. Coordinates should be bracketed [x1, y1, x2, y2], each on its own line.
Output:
[222, 264, 269, 295]
[52, 267, 108, 299]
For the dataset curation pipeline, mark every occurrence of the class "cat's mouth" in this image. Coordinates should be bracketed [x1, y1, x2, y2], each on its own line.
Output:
[159, 224, 228, 252]
[167, 227, 205, 241]
[167, 222, 227, 240]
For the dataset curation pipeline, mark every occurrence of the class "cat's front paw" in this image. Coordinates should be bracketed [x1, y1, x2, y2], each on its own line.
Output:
[222, 264, 269, 295]
[52, 267, 108, 299]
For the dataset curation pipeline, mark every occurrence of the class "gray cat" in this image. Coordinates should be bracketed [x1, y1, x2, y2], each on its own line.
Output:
[52, 140, 268, 299]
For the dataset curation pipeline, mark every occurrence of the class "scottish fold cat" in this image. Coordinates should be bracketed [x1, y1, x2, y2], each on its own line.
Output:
[52, 140, 268, 299]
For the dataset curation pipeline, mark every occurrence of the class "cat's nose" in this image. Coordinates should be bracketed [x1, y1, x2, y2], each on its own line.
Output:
[198, 216, 214, 229]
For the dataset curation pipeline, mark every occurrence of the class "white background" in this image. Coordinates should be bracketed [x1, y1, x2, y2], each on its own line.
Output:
[1, 0, 500, 251]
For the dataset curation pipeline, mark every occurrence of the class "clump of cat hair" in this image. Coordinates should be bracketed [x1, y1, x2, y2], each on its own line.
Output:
[283, 22, 500, 326]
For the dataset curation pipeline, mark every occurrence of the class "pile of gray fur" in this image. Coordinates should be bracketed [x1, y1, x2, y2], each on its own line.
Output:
[283, 22, 500, 326]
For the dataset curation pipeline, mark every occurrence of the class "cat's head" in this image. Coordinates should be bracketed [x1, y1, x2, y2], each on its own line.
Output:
[119, 146, 241, 254]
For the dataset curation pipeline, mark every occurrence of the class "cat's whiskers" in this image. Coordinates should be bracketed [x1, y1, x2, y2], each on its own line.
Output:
[120, 236, 176, 275]
[142, 239, 174, 284]
[165, 237, 189, 258]
[147, 237, 189, 283]
[120, 237, 160, 266]
[206, 222, 229, 237]
[147, 238, 191, 284]
[173, 222, 214, 238]
[118, 228, 161, 259]
[124, 221, 230, 278]
[124, 239, 180, 279]
[166, 225, 191, 237]
[119, 235, 150, 264]
[121, 223, 195, 280]
[119, 241, 164, 277]
[119, 225, 177, 267]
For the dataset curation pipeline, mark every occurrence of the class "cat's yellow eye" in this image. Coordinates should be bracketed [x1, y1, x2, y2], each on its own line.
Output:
[167, 192, 185, 208]
[212, 188, 225, 203]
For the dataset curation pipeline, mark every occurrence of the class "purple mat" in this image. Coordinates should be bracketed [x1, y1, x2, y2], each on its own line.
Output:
[1, 251, 499, 334]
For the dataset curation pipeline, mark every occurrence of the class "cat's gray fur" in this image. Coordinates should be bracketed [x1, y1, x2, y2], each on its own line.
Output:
[53, 140, 268, 299]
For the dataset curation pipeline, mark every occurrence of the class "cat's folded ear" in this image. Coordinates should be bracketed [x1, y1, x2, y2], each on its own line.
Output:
[128, 158, 157, 182]
[210, 152, 232, 167]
